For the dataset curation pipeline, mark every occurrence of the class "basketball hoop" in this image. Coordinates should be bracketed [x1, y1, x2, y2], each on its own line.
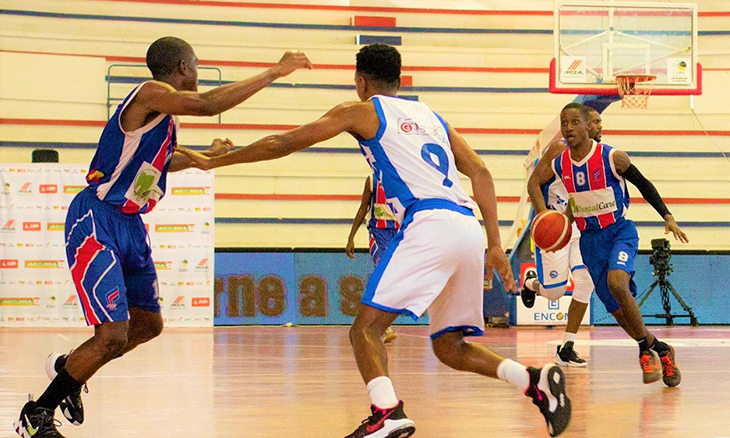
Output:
[616, 74, 657, 109]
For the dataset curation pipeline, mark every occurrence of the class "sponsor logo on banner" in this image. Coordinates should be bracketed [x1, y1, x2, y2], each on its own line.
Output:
[2, 220, 17, 232]
[171, 187, 210, 195]
[154, 261, 173, 270]
[64, 296, 78, 307]
[202, 222, 211, 234]
[0, 297, 40, 306]
[179, 260, 189, 272]
[63, 185, 85, 194]
[192, 297, 210, 307]
[25, 260, 65, 269]
[0, 259, 19, 269]
[47, 223, 65, 231]
[170, 296, 186, 309]
[195, 258, 209, 271]
[3, 182, 10, 194]
[155, 224, 194, 233]
[23, 222, 41, 231]
[39, 184, 58, 194]
[47, 296, 57, 308]
[17, 182, 33, 195]
[560, 56, 586, 83]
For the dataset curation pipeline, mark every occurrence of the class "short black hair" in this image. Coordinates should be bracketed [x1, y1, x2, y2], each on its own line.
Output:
[146, 36, 193, 80]
[561, 102, 592, 122]
[356, 44, 401, 87]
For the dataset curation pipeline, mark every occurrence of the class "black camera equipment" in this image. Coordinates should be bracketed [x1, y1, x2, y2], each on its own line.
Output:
[636, 238, 698, 326]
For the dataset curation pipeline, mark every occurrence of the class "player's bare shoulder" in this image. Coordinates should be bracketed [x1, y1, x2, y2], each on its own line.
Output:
[333, 100, 380, 140]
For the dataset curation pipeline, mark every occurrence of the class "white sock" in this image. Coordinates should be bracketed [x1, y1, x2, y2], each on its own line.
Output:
[527, 278, 540, 292]
[562, 332, 577, 346]
[366, 376, 399, 409]
[496, 359, 530, 391]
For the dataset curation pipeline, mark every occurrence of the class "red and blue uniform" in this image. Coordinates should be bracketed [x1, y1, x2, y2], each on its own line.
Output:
[368, 171, 399, 266]
[552, 141, 638, 313]
[65, 83, 176, 325]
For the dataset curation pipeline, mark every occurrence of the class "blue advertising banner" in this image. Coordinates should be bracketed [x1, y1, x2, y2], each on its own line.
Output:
[215, 252, 428, 326]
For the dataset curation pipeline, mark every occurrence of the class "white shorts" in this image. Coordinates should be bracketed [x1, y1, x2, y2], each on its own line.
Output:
[362, 203, 486, 340]
[535, 221, 584, 293]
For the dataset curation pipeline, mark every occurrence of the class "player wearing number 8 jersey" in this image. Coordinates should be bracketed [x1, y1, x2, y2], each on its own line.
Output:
[178, 44, 572, 438]
[529, 103, 688, 388]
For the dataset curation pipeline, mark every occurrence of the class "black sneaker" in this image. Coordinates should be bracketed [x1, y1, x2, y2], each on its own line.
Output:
[344, 400, 415, 438]
[45, 353, 85, 426]
[555, 341, 587, 367]
[526, 364, 571, 437]
[521, 268, 538, 308]
[13, 398, 65, 438]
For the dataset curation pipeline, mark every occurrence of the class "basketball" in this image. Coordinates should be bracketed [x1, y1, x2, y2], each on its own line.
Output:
[530, 210, 572, 252]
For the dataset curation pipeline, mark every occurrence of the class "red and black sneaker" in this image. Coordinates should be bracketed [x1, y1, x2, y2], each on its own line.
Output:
[526, 364, 571, 437]
[344, 400, 415, 438]
[640, 349, 662, 384]
[658, 344, 681, 387]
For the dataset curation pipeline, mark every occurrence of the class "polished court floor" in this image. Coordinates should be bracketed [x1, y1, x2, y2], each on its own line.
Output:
[1, 326, 729, 438]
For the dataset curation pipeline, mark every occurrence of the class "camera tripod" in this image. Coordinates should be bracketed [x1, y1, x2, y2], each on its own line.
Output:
[637, 271, 699, 327]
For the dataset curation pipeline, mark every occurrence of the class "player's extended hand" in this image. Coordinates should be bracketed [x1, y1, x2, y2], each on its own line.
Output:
[208, 138, 234, 156]
[345, 238, 356, 260]
[664, 214, 689, 243]
[485, 246, 516, 293]
[272, 51, 313, 77]
[177, 146, 215, 171]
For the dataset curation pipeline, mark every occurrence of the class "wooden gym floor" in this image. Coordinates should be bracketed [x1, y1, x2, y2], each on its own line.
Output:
[0, 326, 729, 438]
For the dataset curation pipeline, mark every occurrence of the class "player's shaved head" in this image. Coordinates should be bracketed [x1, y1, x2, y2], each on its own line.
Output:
[146, 36, 195, 80]
[561, 102, 592, 122]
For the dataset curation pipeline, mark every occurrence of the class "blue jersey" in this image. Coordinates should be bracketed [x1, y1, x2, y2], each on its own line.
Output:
[368, 171, 399, 230]
[86, 82, 178, 214]
[552, 141, 630, 231]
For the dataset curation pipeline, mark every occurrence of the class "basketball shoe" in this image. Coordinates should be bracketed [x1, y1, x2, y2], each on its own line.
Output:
[14, 396, 65, 438]
[640, 349, 662, 384]
[46, 352, 86, 425]
[658, 345, 681, 387]
[555, 341, 587, 367]
[344, 401, 415, 438]
[525, 364, 571, 437]
[383, 327, 398, 344]
[520, 268, 538, 308]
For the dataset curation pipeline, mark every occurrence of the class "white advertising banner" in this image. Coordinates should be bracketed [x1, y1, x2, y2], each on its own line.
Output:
[0, 164, 214, 327]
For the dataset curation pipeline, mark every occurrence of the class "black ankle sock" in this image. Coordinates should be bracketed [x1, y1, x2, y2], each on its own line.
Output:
[637, 337, 650, 352]
[35, 368, 83, 411]
[54, 354, 68, 373]
[651, 339, 670, 354]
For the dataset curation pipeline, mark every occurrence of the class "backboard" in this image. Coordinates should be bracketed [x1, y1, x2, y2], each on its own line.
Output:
[550, 1, 701, 95]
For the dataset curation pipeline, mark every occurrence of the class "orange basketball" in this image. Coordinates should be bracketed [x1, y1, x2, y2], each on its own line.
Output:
[530, 210, 572, 252]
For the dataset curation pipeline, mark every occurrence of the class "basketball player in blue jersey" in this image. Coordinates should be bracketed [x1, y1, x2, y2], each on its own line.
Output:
[528, 103, 687, 388]
[14, 36, 311, 438]
[346, 173, 400, 343]
[520, 107, 602, 367]
[179, 44, 572, 437]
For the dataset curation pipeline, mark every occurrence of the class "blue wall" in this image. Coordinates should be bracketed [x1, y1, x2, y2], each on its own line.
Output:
[214, 251, 729, 326]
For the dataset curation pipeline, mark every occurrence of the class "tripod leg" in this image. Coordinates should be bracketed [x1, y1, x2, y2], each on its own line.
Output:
[637, 280, 659, 308]
[666, 281, 699, 326]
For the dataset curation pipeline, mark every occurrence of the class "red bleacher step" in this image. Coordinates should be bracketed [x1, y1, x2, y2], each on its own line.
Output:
[352, 16, 396, 27]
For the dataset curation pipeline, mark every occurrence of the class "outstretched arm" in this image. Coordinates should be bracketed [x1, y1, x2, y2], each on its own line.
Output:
[613, 150, 689, 243]
[449, 124, 516, 292]
[346, 177, 373, 259]
[168, 138, 234, 172]
[177, 101, 372, 169]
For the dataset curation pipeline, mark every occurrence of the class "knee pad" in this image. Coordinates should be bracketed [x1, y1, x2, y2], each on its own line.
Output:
[571, 268, 594, 303]
[540, 284, 567, 301]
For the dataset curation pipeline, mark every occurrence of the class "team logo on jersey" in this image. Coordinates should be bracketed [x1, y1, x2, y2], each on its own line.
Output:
[592, 168, 602, 182]
[106, 288, 121, 311]
[125, 162, 163, 208]
[397, 118, 444, 139]
[86, 169, 105, 183]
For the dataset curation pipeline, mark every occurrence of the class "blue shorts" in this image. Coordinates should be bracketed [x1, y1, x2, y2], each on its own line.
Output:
[579, 219, 638, 314]
[369, 227, 398, 267]
[65, 188, 159, 325]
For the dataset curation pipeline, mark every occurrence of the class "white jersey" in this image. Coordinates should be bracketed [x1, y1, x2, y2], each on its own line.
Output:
[358, 95, 476, 223]
[542, 139, 570, 213]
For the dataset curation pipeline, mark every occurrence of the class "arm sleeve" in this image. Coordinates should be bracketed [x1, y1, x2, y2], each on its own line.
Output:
[620, 164, 671, 218]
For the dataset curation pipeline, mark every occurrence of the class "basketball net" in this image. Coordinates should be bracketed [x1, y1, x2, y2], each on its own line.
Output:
[616, 74, 657, 109]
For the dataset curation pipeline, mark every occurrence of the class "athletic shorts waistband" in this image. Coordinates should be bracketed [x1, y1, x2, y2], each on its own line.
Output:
[404, 198, 475, 220]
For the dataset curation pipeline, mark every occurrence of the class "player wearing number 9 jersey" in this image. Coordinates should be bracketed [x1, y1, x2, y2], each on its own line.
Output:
[178, 44, 573, 438]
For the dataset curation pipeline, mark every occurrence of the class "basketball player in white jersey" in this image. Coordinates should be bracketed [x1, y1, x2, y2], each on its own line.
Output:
[14, 37, 311, 438]
[520, 107, 602, 367]
[179, 44, 572, 438]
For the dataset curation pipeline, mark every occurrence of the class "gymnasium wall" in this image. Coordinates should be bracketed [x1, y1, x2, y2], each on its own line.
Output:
[1, 0, 729, 254]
